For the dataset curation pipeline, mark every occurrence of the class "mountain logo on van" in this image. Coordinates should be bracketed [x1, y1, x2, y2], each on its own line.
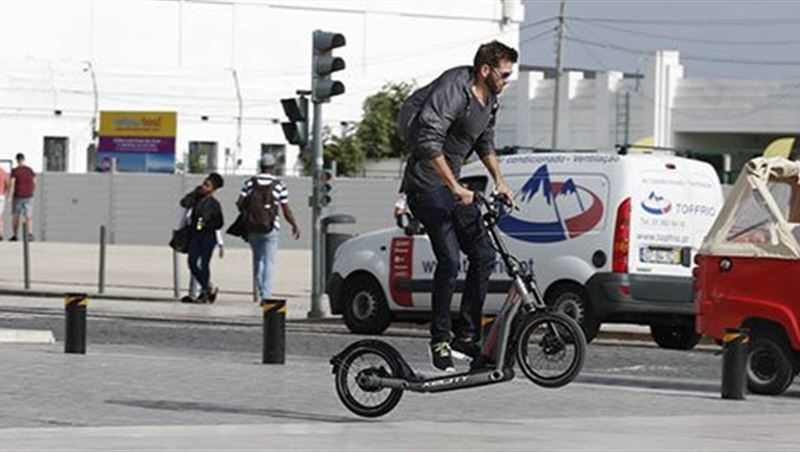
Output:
[641, 192, 672, 215]
[497, 165, 604, 243]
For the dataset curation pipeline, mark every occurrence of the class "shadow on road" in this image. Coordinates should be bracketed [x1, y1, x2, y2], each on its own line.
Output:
[105, 399, 363, 424]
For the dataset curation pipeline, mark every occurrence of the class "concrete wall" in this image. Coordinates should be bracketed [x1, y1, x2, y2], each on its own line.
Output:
[1, 173, 403, 249]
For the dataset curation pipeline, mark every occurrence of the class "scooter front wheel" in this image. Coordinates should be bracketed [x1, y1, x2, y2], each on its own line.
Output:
[516, 312, 586, 388]
[334, 344, 404, 417]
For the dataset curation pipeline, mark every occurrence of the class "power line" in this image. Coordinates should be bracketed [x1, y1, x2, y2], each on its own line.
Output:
[565, 35, 800, 66]
[562, 24, 609, 71]
[571, 16, 800, 26]
[564, 35, 651, 57]
[520, 26, 556, 45]
[576, 19, 800, 46]
[521, 16, 556, 30]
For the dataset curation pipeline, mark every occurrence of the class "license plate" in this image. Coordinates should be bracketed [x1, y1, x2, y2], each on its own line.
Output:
[639, 246, 682, 265]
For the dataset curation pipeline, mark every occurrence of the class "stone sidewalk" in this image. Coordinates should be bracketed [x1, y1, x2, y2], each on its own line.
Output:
[0, 241, 313, 315]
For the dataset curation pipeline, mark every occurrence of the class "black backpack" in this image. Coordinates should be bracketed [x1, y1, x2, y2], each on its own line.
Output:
[243, 177, 279, 233]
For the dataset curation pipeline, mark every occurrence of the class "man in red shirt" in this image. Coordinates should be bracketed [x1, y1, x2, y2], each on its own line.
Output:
[9, 153, 36, 241]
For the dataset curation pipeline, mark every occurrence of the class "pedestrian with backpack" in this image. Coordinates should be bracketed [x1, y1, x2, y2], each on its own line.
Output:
[237, 154, 301, 302]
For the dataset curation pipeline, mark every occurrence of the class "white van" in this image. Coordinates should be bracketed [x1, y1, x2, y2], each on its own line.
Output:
[327, 151, 724, 350]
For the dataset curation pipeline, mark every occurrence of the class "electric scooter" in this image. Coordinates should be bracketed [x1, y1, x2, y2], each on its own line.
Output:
[330, 192, 587, 417]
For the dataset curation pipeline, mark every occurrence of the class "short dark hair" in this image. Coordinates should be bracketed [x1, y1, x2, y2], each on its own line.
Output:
[206, 172, 224, 189]
[15, 153, 24, 161]
[473, 41, 518, 72]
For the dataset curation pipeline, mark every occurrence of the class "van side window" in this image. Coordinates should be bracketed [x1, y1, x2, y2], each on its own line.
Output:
[459, 176, 488, 193]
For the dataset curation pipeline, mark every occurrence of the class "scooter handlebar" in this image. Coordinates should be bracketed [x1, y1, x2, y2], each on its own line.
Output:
[473, 191, 515, 221]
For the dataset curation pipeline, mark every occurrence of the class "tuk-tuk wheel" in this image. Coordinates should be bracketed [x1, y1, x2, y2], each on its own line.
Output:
[747, 332, 794, 395]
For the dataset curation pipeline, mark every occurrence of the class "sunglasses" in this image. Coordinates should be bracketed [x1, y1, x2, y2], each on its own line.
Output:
[490, 66, 513, 80]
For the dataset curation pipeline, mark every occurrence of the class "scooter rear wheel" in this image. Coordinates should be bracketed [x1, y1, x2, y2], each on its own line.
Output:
[516, 311, 586, 388]
[334, 345, 404, 417]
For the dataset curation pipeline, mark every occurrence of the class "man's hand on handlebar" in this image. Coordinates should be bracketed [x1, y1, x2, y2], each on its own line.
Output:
[495, 182, 516, 210]
[453, 185, 475, 205]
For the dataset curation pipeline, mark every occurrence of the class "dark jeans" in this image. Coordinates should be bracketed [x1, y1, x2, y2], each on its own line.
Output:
[407, 187, 496, 344]
[187, 232, 216, 293]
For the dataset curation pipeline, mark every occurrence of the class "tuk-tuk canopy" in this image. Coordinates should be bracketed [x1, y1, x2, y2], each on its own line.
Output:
[700, 157, 800, 259]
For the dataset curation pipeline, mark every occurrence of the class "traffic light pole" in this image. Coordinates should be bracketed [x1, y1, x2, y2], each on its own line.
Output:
[307, 29, 345, 319]
[309, 100, 325, 319]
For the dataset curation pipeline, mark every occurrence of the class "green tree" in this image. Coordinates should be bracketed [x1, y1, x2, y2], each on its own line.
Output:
[356, 81, 414, 160]
[300, 81, 414, 177]
[298, 125, 365, 177]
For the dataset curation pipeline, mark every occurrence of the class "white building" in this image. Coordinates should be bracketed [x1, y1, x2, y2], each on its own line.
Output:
[495, 50, 800, 182]
[0, 0, 524, 175]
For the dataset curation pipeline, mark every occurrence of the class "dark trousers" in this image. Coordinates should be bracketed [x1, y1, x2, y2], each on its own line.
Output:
[187, 233, 216, 293]
[407, 187, 496, 343]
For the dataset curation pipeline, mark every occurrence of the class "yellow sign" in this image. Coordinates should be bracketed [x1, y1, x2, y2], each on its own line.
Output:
[99, 111, 177, 138]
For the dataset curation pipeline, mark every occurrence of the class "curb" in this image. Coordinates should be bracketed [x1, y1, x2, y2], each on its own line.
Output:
[0, 288, 303, 304]
[0, 304, 667, 345]
[0, 328, 55, 344]
[0, 288, 710, 347]
[0, 288, 174, 303]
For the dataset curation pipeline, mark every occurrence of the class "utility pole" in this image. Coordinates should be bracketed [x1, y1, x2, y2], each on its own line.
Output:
[551, 0, 567, 150]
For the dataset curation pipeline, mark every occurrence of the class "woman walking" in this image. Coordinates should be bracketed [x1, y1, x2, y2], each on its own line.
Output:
[180, 173, 225, 304]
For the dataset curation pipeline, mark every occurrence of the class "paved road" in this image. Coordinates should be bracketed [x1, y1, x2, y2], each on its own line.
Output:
[0, 338, 800, 450]
[0, 313, 800, 450]
[2, 313, 800, 449]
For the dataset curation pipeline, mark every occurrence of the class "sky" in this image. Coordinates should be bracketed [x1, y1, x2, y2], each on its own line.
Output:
[521, 1, 800, 79]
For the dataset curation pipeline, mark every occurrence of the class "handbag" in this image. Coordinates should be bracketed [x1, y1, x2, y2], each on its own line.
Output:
[169, 226, 190, 253]
[226, 212, 249, 241]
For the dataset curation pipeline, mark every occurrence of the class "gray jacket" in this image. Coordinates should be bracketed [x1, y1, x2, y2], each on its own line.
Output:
[399, 66, 498, 193]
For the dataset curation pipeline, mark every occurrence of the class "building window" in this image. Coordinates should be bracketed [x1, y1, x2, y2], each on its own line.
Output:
[188, 141, 218, 174]
[43, 137, 68, 172]
[261, 144, 286, 176]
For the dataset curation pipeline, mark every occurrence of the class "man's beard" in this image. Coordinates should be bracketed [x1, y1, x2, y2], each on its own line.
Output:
[489, 80, 504, 95]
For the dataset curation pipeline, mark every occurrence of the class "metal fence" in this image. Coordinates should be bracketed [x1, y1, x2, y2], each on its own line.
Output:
[1, 172, 403, 249]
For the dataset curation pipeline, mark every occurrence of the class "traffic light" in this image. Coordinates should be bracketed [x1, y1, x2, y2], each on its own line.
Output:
[319, 169, 334, 207]
[280, 96, 308, 146]
[312, 30, 346, 103]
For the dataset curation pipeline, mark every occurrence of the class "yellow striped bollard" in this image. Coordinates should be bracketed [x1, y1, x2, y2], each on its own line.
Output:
[261, 299, 286, 364]
[721, 327, 749, 400]
[65, 293, 88, 354]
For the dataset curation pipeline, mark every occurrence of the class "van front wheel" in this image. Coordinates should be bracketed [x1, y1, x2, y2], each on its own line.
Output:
[650, 325, 701, 350]
[546, 284, 599, 343]
[343, 275, 392, 335]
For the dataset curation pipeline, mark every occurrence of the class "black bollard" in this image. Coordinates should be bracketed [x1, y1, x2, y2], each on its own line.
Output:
[261, 299, 286, 364]
[721, 327, 749, 400]
[65, 293, 88, 354]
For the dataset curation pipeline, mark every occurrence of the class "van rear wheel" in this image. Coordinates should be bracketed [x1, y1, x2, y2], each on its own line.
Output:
[650, 325, 701, 350]
[343, 275, 392, 335]
[546, 284, 599, 343]
[747, 332, 794, 395]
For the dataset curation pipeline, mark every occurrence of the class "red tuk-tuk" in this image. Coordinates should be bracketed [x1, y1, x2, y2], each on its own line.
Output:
[696, 156, 800, 395]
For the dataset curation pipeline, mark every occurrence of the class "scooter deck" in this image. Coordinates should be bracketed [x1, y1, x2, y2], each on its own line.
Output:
[378, 365, 514, 393]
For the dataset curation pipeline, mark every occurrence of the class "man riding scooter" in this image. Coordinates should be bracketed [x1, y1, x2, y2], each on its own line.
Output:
[398, 41, 518, 372]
